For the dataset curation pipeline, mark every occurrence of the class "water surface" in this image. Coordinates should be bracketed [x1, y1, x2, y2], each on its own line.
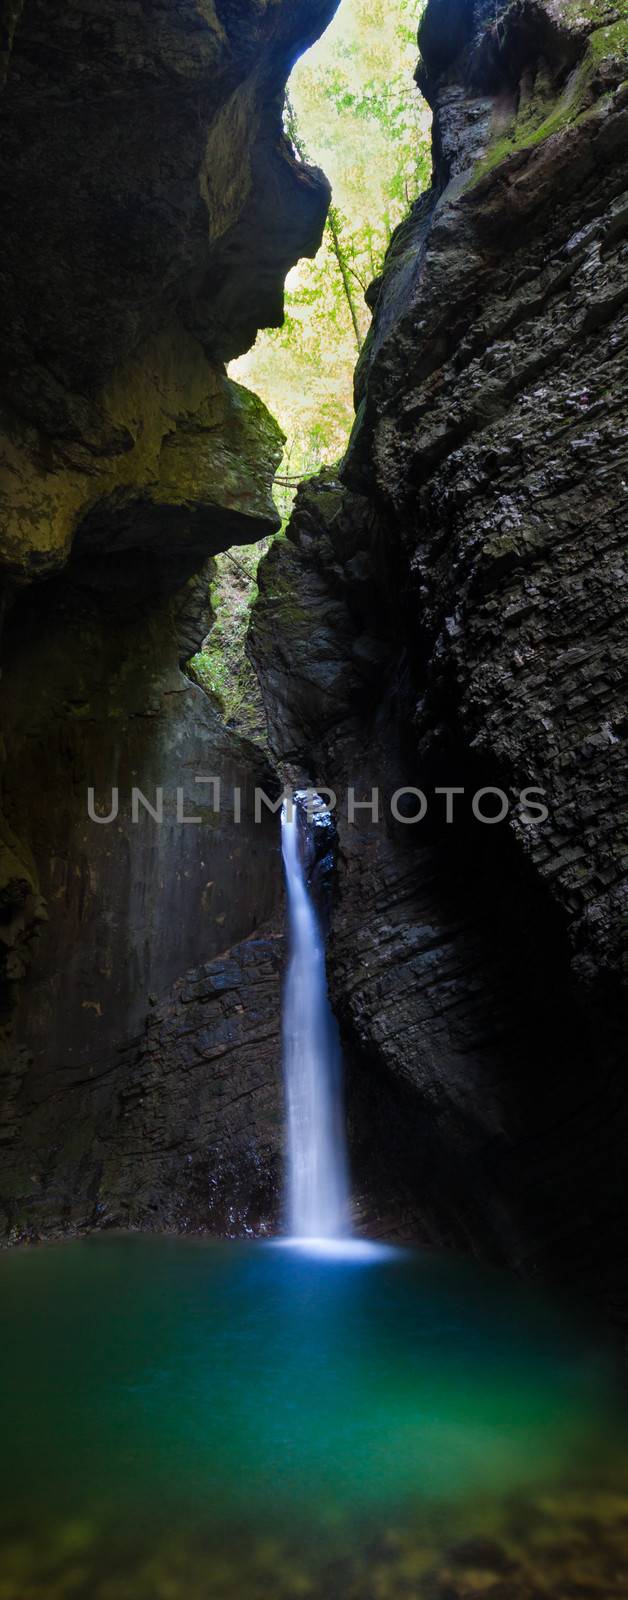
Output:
[1, 1236, 626, 1597]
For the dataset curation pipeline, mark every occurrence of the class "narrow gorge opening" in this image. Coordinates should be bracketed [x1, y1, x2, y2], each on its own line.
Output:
[188, 0, 431, 742]
[183, 0, 432, 1246]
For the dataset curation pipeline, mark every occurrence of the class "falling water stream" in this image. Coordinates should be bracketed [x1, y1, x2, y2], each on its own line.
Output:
[0, 801, 627, 1598]
[281, 795, 350, 1239]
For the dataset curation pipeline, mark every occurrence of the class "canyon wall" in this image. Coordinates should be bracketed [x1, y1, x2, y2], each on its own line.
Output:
[1, 0, 626, 1296]
[0, 0, 339, 1239]
[248, 0, 628, 1311]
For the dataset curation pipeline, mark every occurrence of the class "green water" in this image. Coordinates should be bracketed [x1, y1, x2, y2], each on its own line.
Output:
[1, 1236, 627, 1598]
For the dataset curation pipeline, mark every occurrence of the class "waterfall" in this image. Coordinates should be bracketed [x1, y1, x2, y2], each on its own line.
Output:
[281, 797, 350, 1239]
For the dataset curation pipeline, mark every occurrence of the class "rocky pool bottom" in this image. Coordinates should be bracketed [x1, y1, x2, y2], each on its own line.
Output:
[1, 1237, 627, 1600]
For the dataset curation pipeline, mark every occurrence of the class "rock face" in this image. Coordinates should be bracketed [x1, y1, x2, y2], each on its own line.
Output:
[1, 929, 284, 1241]
[248, 0, 628, 1310]
[347, 0, 628, 1000]
[1, 551, 281, 1068]
[0, 0, 336, 581]
[0, 0, 338, 1238]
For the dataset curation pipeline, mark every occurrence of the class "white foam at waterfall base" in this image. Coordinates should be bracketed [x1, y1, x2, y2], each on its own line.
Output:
[281, 799, 350, 1240]
[273, 1237, 401, 1263]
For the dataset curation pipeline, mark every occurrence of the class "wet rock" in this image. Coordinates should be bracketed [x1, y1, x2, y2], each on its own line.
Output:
[344, 0, 628, 1003]
[0, 562, 286, 1238]
[247, 0, 628, 1309]
[1, 927, 284, 1240]
[290, 789, 338, 930]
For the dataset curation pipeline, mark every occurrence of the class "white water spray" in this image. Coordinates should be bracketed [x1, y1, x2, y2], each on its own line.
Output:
[281, 797, 350, 1240]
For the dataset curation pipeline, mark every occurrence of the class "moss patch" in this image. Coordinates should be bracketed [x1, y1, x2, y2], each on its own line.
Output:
[187, 543, 273, 749]
[469, 12, 628, 185]
[0, 328, 284, 581]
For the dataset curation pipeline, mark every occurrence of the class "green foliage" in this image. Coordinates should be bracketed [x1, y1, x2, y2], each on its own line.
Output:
[187, 544, 271, 746]
[231, 0, 430, 488]
[199, 1, 432, 728]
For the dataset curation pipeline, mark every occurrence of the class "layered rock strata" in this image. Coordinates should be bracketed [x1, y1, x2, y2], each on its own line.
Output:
[248, 0, 628, 1309]
[1, 930, 284, 1240]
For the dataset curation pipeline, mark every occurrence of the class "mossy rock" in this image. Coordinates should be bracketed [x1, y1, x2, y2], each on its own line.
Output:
[469, 9, 628, 187]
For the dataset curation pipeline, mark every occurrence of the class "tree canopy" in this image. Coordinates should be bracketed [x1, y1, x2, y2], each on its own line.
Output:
[231, 0, 430, 497]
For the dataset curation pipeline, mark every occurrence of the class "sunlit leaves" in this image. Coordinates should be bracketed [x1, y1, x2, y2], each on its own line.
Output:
[231, 0, 430, 489]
